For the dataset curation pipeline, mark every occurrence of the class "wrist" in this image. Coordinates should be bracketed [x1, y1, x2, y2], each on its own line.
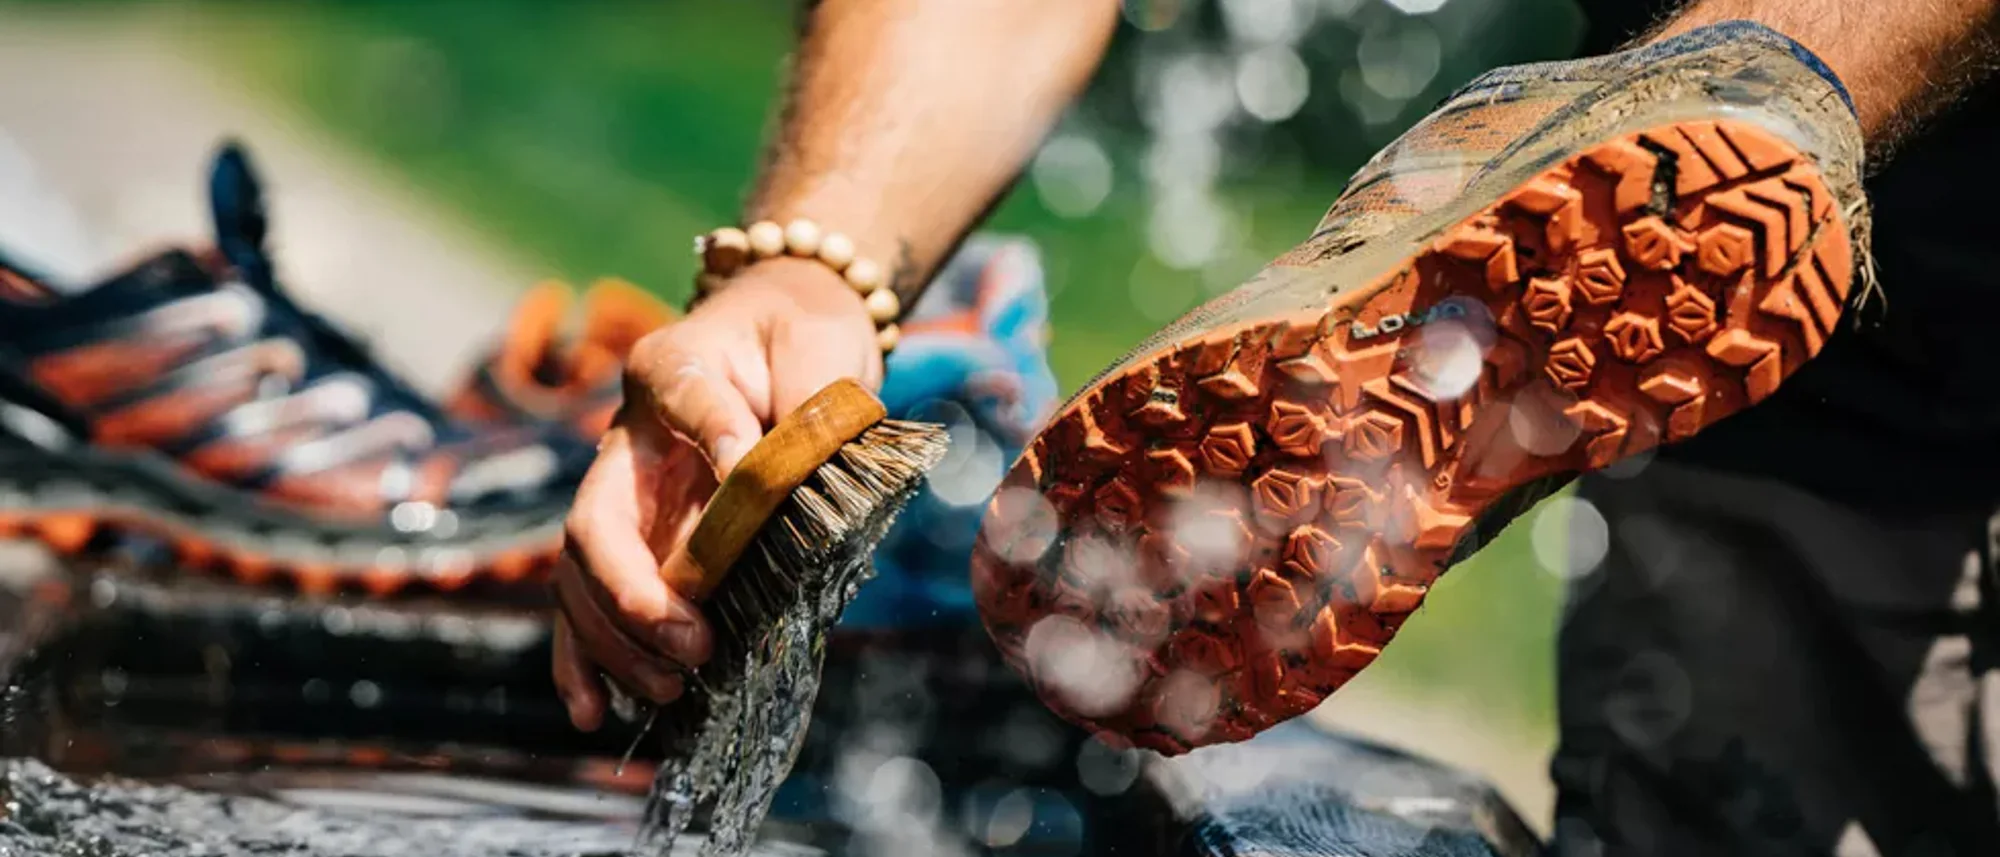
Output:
[742, 201, 922, 296]
[739, 255, 860, 306]
[694, 218, 907, 352]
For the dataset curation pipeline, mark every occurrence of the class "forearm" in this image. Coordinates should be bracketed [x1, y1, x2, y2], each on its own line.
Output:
[1652, 0, 2000, 152]
[745, 0, 1119, 302]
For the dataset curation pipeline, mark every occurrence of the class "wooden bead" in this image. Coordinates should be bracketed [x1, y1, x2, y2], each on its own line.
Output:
[817, 233, 856, 271]
[783, 219, 822, 257]
[699, 227, 750, 276]
[694, 272, 727, 294]
[746, 221, 786, 259]
[864, 287, 900, 323]
[844, 258, 884, 294]
[876, 323, 902, 353]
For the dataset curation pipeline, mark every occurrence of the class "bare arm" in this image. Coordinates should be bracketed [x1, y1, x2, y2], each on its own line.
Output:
[552, 0, 1120, 730]
[745, 0, 1121, 302]
[1652, 0, 2000, 153]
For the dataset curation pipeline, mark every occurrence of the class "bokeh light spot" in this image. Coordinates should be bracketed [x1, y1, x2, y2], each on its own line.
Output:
[1236, 45, 1312, 122]
[1531, 494, 1609, 579]
[1023, 615, 1145, 718]
[1033, 134, 1114, 219]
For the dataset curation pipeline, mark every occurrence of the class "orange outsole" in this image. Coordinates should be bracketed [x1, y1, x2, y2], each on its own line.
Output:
[0, 509, 559, 598]
[972, 119, 1853, 753]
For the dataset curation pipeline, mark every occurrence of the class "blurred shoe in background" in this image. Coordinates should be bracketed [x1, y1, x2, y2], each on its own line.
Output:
[0, 142, 593, 597]
[449, 278, 675, 437]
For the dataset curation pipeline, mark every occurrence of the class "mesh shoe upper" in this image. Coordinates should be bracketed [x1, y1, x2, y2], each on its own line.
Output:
[1301, 21, 1860, 264]
[0, 144, 589, 527]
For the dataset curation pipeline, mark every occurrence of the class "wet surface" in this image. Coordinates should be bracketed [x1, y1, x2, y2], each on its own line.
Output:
[0, 553, 1166, 857]
[0, 544, 1528, 857]
[0, 759, 657, 857]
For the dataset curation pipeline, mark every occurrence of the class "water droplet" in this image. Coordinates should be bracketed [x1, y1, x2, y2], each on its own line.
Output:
[321, 606, 355, 636]
[863, 756, 943, 829]
[1531, 495, 1609, 579]
[1356, 22, 1441, 101]
[985, 487, 1059, 565]
[984, 789, 1035, 847]
[1148, 186, 1234, 270]
[1142, 53, 1239, 137]
[1409, 317, 1488, 401]
[1076, 738, 1143, 795]
[1064, 534, 1138, 597]
[1237, 45, 1312, 122]
[1033, 135, 1114, 219]
[1023, 616, 1144, 719]
[1220, 0, 1312, 45]
[1505, 395, 1583, 456]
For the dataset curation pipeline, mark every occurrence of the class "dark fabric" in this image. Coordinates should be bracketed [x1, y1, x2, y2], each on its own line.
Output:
[1553, 464, 2000, 856]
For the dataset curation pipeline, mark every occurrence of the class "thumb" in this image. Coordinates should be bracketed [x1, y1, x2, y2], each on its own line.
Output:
[629, 344, 762, 478]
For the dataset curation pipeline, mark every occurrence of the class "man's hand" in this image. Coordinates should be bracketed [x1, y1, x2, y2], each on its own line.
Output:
[550, 0, 1116, 730]
[550, 259, 879, 731]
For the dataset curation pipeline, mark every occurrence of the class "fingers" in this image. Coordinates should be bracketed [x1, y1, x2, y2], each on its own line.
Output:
[550, 554, 690, 704]
[551, 614, 606, 731]
[627, 336, 764, 478]
[766, 297, 885, 416]
[563, 429, 714, 663]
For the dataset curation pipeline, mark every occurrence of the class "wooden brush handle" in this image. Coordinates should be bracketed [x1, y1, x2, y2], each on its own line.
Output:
[659, 378, 887, 601]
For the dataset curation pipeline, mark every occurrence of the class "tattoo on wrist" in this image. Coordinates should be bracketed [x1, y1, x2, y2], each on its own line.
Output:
[889, 238, 924, 306]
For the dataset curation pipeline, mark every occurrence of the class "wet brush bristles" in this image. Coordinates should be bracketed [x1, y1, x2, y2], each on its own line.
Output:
[624, 379, 948, 857]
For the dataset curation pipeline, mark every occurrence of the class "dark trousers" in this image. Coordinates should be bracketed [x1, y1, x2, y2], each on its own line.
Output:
[1552, 455, 2000, 856]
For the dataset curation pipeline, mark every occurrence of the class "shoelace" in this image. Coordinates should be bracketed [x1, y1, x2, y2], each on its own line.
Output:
[208, 142, 466, 445]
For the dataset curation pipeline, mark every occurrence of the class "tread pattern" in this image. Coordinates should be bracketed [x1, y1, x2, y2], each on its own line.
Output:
[973, 120, 1854, 754]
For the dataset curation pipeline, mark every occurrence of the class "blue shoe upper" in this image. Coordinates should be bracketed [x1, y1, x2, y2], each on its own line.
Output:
[845, 237, 1059, 629]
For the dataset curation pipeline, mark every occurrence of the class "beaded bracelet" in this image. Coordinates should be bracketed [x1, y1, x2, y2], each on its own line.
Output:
[693, 219, 902, 353]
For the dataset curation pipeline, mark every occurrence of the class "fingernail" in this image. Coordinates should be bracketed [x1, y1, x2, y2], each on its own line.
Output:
[712, 435, 748, 471]
[560, 691, 598, 732]
[659, 621, 707, 666]
[638, 667, 684, 702]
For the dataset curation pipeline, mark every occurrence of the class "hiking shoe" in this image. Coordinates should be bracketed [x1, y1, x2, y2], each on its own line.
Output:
[448, 277, 675, 437]
[0, 142, 591, 596]
[972, 21, 1869, 752]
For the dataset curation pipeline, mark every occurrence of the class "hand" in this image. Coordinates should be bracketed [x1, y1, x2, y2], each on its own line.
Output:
[550, 257, 883, 730]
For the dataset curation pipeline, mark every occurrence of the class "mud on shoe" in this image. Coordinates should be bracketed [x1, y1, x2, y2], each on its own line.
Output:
[972, 22, 1870, 752]
[0, 143, 592, 597]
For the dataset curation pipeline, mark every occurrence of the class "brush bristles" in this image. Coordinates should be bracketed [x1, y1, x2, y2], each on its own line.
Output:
[641, 417, 950, 857]
[705, 418, 949, 671]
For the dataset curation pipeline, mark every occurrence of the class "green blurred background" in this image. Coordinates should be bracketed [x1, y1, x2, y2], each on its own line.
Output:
[12, 0, 1600, 788]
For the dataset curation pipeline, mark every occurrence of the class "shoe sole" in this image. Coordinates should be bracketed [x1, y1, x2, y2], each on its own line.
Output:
[972, 119, 1853, 753]
[0, 450, 561, 597]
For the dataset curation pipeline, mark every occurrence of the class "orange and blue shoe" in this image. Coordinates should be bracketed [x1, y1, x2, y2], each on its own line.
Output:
[448, 277, 675, 438]
[972, 21, 1871, 752]
[0, 143, 592, 596]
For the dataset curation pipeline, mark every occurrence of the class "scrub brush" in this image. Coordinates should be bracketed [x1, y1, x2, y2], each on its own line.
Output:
[621, 378, 950, 857]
